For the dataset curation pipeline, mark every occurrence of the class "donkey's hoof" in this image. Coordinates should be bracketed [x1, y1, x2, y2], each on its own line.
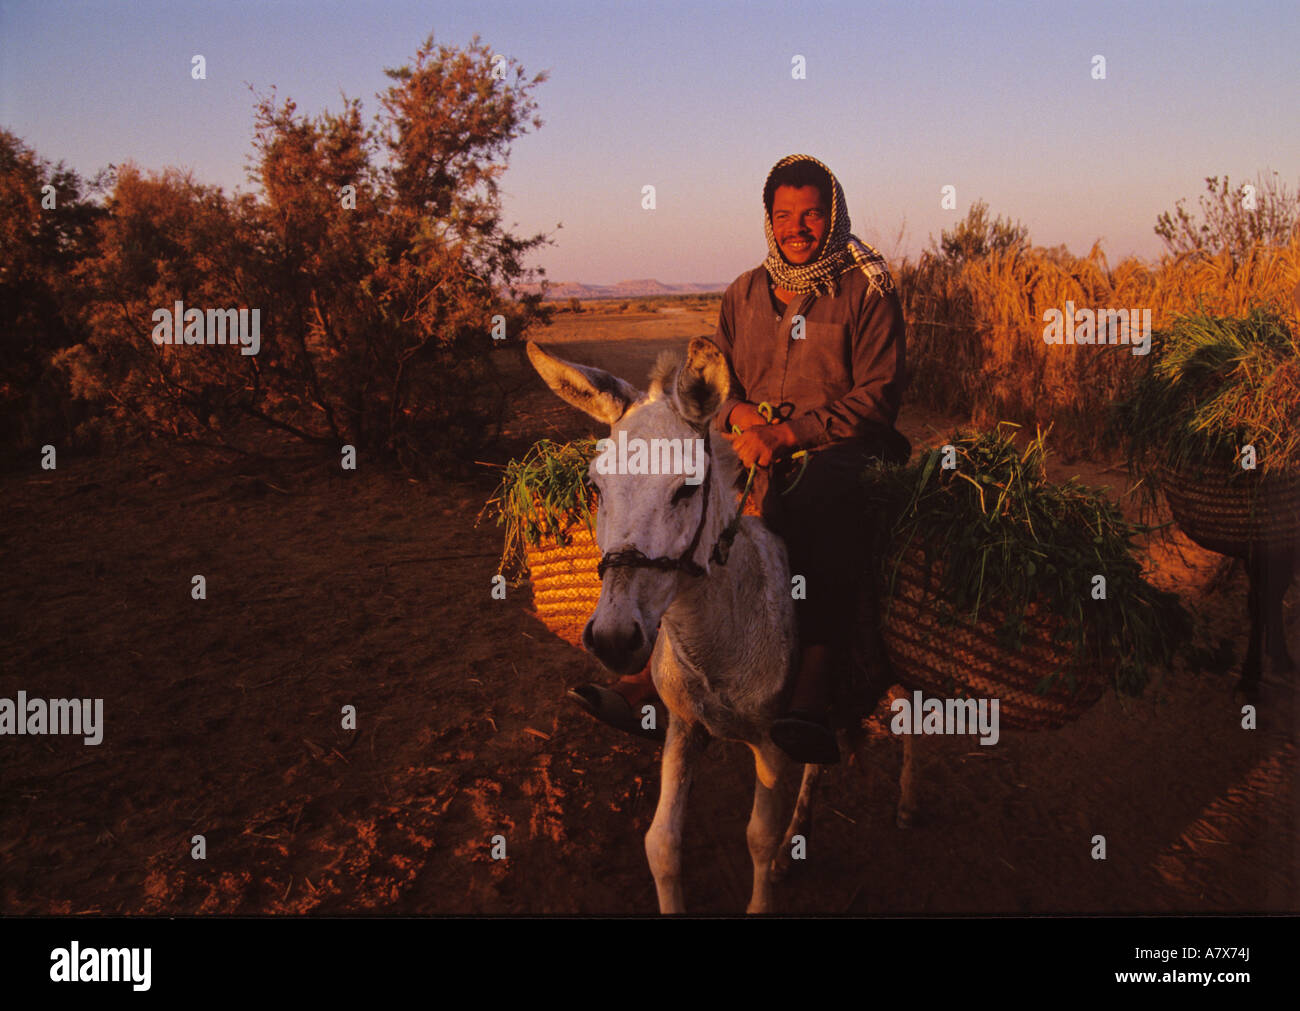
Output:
[896, 808, 916, 830]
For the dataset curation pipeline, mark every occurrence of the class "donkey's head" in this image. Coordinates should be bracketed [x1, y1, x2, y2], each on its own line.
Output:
[527, 338, 740, 674]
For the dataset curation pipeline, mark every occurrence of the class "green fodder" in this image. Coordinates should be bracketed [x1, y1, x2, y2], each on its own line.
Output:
[862, 423, 1193, 697]
[477, 436, 600, 581]
[1109, 307, 1300, 508]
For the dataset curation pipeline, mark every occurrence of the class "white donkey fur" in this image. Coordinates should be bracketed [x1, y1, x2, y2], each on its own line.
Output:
[526, 337, 914, 913]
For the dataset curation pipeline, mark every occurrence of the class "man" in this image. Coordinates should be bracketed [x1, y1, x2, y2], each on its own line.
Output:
[569, 153, 909, 764]
[714, 153, 910, 763]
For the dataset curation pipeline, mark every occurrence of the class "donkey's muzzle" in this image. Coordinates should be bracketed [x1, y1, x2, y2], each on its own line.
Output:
[584, 617, 652, 676]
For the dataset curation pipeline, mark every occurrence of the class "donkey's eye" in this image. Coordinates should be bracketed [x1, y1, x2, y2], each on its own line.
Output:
[671, 482, 700, 506]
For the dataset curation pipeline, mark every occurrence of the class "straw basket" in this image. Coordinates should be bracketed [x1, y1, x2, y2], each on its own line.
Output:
[523, 494, 766, 646]
[524, 517, 602, 647]
[1160, 464, 1300, 557]
[880, 549, 1106, 731]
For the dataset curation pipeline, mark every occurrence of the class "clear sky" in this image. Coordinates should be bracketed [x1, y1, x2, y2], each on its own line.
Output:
[3, 0, 1297, 284]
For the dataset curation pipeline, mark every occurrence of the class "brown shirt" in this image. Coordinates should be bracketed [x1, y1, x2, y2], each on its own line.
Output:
[711, 265, 908, 450]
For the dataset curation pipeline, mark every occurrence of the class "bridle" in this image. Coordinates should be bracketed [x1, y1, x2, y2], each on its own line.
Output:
[593, 402, 805, 582]
[596, 439, 735, 581]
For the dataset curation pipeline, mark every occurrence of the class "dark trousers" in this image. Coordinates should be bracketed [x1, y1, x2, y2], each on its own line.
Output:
[758, 431, 909, 724]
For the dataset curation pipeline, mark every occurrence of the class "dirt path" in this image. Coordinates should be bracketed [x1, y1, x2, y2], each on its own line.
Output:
[1, 310, 1295, 914]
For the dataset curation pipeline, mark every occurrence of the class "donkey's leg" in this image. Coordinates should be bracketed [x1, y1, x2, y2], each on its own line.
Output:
[746, 743, 796, 914]
[1240, 555, 1265, 696]
[844, 715, 920, 827]
[897, 732, 919, 829]
[846, 723, 874, 785]
[644, 714, 706, 914]
[771, 763, 821, 883]
[1263, 547, 1295, 672]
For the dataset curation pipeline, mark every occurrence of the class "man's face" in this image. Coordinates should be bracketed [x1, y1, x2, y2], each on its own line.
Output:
[771, 184, 830, 266]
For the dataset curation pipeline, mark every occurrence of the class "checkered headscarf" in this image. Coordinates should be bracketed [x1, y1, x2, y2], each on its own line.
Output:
[762, 153, 894, 299]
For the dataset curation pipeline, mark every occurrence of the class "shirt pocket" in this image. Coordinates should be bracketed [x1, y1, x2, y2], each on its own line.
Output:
[794, 321, 852, 393]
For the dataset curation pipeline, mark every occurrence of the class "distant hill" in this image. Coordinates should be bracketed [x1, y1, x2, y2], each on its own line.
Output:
[512, 279, 728, 300]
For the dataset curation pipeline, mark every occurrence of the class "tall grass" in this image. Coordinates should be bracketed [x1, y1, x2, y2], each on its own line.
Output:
[900, 237, 1300, 458]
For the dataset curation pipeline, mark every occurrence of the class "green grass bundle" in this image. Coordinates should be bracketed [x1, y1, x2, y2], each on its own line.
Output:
[862, 424, 1193, 697]
[479, 437, 599, 581]
[1110, 306, 1300, 498]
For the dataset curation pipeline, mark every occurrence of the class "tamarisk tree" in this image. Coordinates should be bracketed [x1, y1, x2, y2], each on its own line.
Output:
[64, 33, 549, 471]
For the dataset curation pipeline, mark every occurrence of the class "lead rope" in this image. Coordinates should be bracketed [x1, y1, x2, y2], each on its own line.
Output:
[753, 401, 810, 493]
[712, 401, 809, 564]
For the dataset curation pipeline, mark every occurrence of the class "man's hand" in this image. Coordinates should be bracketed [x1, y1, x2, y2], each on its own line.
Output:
[727, 402, 769, 433]
[725, 422, 797, 469]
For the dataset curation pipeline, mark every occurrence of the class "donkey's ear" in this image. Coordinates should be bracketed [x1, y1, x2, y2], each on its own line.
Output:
[526, 341, 640, 425]
[675, 337, 731, 427]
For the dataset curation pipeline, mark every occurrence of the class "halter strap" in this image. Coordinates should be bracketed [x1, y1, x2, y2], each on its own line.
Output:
[597, 436, 716, 580]
[594, 407, 810, 581]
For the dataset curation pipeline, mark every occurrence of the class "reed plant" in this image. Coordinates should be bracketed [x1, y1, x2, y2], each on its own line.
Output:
[900, 237, 1300, 459]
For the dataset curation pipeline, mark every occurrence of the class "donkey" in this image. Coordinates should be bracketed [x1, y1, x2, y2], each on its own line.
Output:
[527, 337, 916, 913]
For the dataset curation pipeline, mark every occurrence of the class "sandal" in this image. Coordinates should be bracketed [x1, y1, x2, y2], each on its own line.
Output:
[567, 683, 667, 742]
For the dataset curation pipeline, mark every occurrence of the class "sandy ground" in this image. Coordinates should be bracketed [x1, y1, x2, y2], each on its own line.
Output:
[1, 307, 1296, 915]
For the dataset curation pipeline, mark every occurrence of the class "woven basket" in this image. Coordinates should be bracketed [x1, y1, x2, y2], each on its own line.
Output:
[880, 550, 1106, 731]
[1160, 464, 1300, 557]
[524, 518, 602, 647]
